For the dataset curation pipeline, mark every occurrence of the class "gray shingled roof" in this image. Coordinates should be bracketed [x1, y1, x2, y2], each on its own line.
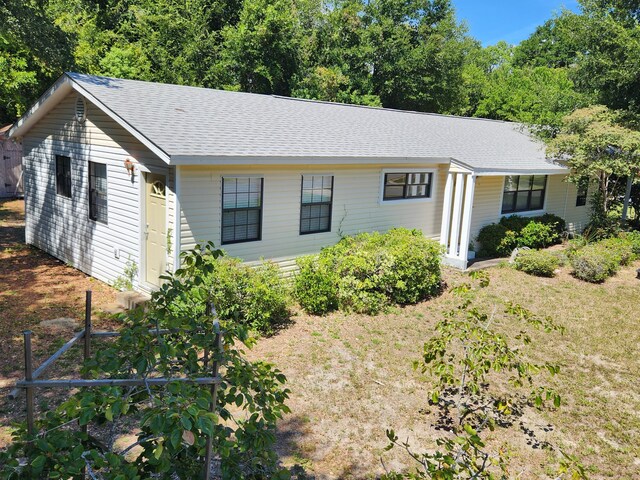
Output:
[68, 73, 565, 173]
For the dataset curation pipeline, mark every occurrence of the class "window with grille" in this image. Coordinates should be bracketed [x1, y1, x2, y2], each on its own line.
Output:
[383, 172, 432, 200]
[501, 175, 547, 214]
[56, 155, 72, 198]
[88, 161, 107, 224]
[222, 177, 263, 244]
[300, 175, 333, 234]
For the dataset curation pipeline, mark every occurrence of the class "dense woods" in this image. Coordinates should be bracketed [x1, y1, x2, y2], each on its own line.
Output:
[1, 0, 639, 130]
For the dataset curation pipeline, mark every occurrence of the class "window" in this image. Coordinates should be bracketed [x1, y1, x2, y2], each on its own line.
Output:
[383, 172, 432, 201]
[222, 177, 263, 244]
[56, 155, 72, 198]
[300, 175, 333, 234]
[576, 180, 588, 207]
[89, 162, 108, 223]
[501, 175, 547, 214]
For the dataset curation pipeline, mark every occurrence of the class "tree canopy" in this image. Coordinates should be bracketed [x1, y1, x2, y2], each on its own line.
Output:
[1, 0, 640, 140]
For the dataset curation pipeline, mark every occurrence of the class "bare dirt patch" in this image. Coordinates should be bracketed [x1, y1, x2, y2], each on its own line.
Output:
[0, 198, 120, 446]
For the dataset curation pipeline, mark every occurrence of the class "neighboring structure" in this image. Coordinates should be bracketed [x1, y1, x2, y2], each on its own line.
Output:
[0, 124, 23, 198]
[8, 73, 590, 291]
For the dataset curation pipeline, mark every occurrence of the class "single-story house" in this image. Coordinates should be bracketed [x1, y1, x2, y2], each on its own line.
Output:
[8, 73, 590, 291]
[0, 124, 23, 198]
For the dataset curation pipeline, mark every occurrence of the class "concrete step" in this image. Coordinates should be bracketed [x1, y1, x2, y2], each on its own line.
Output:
[115, 291, 151, 311]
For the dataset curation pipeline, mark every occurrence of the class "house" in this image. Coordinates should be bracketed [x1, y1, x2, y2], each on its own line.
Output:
[8, 73, 589, 291]
[0, 124, 23, 198]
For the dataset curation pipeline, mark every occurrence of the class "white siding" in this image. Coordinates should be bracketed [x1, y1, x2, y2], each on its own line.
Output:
[469, 174, 591, 248]
[22, 92, 173, 289]
[179, 164, 448, 266]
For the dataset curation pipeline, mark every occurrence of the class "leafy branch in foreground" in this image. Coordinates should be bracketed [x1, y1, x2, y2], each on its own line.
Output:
[382, 271, 587, 479]
[0, 243, 291, 479]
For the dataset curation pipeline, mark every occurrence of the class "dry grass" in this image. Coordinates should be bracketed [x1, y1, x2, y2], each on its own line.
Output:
[249, 263, 640, 479]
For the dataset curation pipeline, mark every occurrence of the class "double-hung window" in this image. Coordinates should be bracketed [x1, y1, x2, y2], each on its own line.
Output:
[222, 177, 263, 244]
[88, 161, 108, 223]
[501, 175, 547, 214]
[300, 175, 333, 234]
[56, 155, 72, 198]
[383, 172, 432, 200]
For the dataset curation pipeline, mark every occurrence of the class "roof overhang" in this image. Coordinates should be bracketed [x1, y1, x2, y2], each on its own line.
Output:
[450, 159, 568, 177]
[169, 154, 454, 166]
[8, 73, 170, 164]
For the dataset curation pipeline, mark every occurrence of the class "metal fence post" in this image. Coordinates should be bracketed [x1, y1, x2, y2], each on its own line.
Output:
[84, 290, 92, 359]
[204, 303, 221, 480]
[23, 330, 35, 436]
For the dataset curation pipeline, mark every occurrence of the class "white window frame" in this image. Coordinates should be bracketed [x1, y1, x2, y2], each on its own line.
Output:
[498, 175, 548, 218]
[379, 168, 437, 205]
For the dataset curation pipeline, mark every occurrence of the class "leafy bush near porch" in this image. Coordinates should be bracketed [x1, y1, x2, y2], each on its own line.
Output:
[294, 228, 443, 315]
[477, 214, 566, 257]
[570, 245, 622, 282]
[513, 249, 561, 277]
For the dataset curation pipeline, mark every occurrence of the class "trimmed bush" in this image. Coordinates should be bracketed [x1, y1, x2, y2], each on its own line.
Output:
[619, 230, 640, 255]
[513, 249, 560, 277]
[208, 257, 290, 333]
[293, 255, 339, 315]
[597, 237, 636, 266]
[477, 223, 509, 257]
[477, 214, 565, 257]
[571, 246, 620, 282]
[294, 228, 443, 315]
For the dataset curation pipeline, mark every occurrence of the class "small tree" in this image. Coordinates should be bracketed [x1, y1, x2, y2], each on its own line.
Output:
[382, 272, 587, 479]
[547, 105, 640, 223]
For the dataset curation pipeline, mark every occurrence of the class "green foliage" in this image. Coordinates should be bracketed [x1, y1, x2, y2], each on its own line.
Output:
[207, 257, 291, 334]
[477, 214, 565, 257]
[382, 275, 586, 479]
[548, 105, 640, 219]
[0, 242, 291, 479]
[294, 228, 443, 315]
[513, 249, 561, 277]
[570, 244, 622, 282]
[293, 254, 339, 315]
[113, 255, 138, 291]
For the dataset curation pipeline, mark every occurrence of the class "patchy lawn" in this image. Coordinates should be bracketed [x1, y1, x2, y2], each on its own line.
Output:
[250, 263, 640, 479]
[0, 198, 120, 445]
[1, 197, 638, 478]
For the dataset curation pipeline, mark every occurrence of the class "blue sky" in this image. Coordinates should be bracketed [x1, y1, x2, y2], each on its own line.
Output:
[454, 0, 581, 45]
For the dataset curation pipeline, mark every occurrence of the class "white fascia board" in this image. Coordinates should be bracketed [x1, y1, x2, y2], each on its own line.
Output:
[474, 167, 569, 176]
[70, 80, 171, 164]
[8, 75, 73, 138]
[168, 155, 453, 166]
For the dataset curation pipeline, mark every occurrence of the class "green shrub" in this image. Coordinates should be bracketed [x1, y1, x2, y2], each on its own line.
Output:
[206, 257, 290, 334]
[478, 214, 566, 257]
[293, 255, 339, 315]
[513, 249, 560, 277]
[619, 230, 640, 255]
[518, 221, 560, 249]
[570, 245, 621, 282]
[597, 237, 636, 266]
[294, 228, 443, 315]
[477, 223, 509, 257]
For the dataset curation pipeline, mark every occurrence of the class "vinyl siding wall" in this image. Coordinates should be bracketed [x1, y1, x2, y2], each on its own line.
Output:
[469, 174, 591, 248]
[179, 164, 448, 274]
[22, 92, 174, 289]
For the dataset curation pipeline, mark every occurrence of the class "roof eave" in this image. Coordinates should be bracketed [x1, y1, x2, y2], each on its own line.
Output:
[168, 154, 454, 166]
[8, 73, 171, 164]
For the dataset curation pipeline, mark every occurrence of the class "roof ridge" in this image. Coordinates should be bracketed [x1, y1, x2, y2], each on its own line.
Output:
[67, 72, 512, 125]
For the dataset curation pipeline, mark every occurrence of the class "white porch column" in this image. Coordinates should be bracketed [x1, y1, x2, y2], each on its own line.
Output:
[439, 172, 454, 249]
[457, 174, 476, 262]
[448, 173, 465, 257]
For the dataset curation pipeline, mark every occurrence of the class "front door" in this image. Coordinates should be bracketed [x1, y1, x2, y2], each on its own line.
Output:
[145, 173, 167, 286]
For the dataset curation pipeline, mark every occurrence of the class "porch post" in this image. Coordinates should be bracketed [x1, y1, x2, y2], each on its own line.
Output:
[439, 172, 454, 249]
[457, 174, 476, 263]
[448, 173, 465, 257]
